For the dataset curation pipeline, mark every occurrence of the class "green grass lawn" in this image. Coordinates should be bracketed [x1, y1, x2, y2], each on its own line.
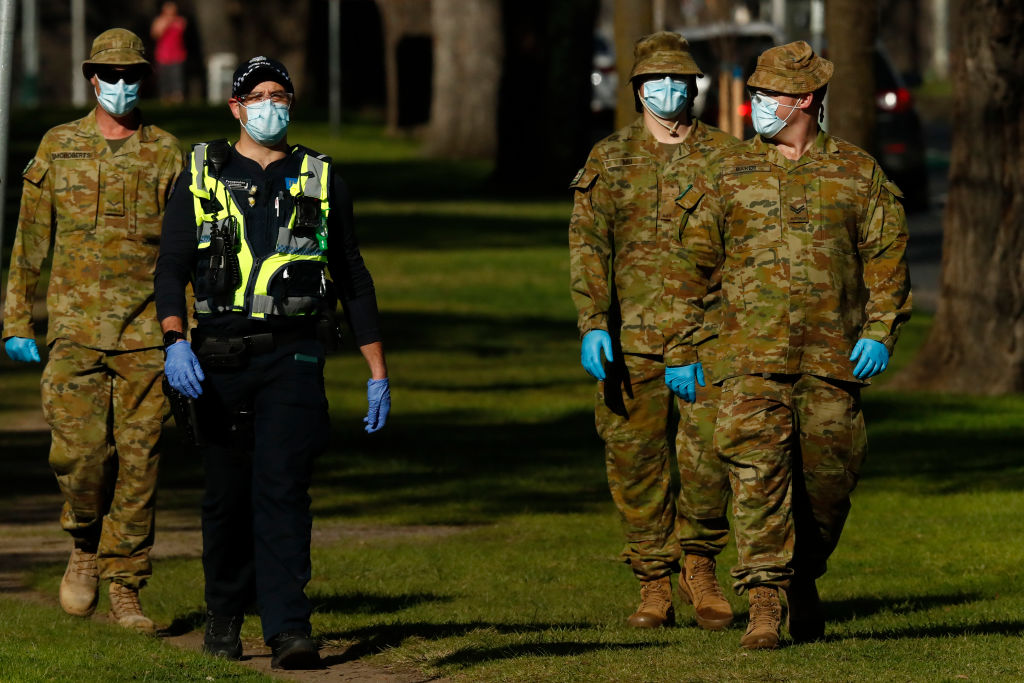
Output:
[2, 106, 1023, 682]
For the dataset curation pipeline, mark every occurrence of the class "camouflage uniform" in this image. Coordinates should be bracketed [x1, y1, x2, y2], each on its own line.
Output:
[570, 113, 735, 581]
[662, 43, 911, 593]
[2, 108, 183, 587]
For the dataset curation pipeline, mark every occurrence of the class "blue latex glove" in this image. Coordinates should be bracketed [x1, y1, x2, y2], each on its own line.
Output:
[665, 362, 706, 403]
[581, 330, 614, 380]
[165, 341, 205, 398]
[4, 337, 41, 363]
[850, 338, 889, 379]
[364, 378, 390, 433]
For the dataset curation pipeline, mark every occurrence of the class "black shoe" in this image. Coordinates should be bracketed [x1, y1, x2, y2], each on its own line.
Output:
[203, 612, 243, 660]
[269, 631, 321, 670]
[785, 578, 825, 643]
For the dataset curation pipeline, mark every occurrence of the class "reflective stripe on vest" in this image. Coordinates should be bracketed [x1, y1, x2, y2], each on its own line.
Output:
[188, 143, 330, 319]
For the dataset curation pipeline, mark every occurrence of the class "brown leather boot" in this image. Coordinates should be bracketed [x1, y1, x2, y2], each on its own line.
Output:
[109, 582, 156, 635]
[627, 576, 675, 628]
[678, 554, 734, 630]
[740, 586, 782, 650]
[59, 548, 99, 617]
[785, 577, 825, 643]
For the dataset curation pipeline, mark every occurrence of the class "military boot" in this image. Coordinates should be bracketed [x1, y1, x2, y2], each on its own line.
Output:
[627, 576, 675, 628]
[678, 554, 734, 630]
[59, 547, 99, 617]
[740, 586, 782, 650]
[785, 577, 825, 643]
[109, 582, 156, 635]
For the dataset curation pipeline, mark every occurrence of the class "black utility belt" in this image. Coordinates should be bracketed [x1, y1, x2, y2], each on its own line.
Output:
[193, 327, 316, 369]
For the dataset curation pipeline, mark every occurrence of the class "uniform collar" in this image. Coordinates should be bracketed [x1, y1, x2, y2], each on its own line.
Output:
[752, 127, 837, 169]
[74, 108, 148, 156]
[627, 115, 706, 159]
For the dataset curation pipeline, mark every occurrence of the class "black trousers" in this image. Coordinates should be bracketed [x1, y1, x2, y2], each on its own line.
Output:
[194, 337, 329, 643]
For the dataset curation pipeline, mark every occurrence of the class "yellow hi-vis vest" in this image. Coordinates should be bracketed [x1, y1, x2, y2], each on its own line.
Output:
[188, 142, 330, 319]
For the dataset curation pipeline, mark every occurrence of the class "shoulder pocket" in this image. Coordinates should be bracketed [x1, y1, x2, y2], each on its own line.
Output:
[569, 167, 599, 192]
[23, 157, 48, 185]
[676, 184, 704, 212]
[882, 179, 904, 199]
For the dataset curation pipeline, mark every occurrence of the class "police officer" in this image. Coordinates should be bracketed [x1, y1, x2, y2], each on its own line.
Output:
[154, 56, 390, 669]
[2, 28, 182, 633]
[663, 42, 911, 649]
[569, 32, 736, 630]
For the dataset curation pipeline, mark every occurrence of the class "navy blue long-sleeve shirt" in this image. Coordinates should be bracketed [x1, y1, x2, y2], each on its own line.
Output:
[154, 144, 381, 345]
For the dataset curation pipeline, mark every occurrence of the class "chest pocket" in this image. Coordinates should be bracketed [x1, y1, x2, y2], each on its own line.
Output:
[721, 163, 782, 252]
[52, 156, 100, 233]
[605, 156, 657, 241]
[814, 178, 860, 253]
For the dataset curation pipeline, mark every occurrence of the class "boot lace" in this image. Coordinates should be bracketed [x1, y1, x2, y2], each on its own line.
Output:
[208, 615, 243, 640]
[639, 579, 672, 613]
[748, 588, 781, 630]
[110, 583, 143, 616]
[687, 556, 725, 603]
[71, 549, 98, 577]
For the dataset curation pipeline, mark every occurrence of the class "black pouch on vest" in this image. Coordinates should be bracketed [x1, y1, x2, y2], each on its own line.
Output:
[293, 196, 321, 238]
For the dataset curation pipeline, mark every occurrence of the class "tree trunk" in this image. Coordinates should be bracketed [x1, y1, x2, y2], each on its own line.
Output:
[425, 0, 502, 159]
[825, 0, 877, 150]
[493, 0, 598, 191]
[613, 0, 652, 130]
[892, 0, 1024, 394]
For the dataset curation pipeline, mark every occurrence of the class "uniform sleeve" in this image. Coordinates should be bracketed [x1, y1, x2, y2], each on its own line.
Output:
[327, 171, 381, 346]
[2, 142, 54, 341]
[154, 169, 198, 322]
[568, 158, 611, 339]
[857, 165, 912, 353]
[661, 169, 724, 366]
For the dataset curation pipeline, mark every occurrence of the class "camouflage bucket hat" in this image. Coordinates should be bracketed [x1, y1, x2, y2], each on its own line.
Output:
[629, 31, 703, 80]
[747, 40, 833, 94]
[82, 28, 150, 77]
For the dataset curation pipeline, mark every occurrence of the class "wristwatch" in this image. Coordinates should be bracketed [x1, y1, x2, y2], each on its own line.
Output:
[163, 330, 187, 348]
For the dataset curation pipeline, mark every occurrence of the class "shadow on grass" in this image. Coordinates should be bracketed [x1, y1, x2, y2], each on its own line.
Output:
[432, 641, 671, 667]
[357, 210, 566, 250]
[861, 393, 1024, 493]
[375, 311, 576, 358]
[830, 619, 1024, 642]
[823, 592, 984, 624]
[160, 610, 207, 637]
[320, 620, 599, 663]
[312, 592, 453, 616]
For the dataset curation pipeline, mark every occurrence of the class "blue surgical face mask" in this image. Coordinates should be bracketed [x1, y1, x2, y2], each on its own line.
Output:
[642, 77, 689, 119]
[95, 78, 140, 116]
[750, 91, 801, 138]
[240, 99, 290, 145]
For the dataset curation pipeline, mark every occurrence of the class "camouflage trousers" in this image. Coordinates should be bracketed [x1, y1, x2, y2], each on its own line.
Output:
[41, 339, 166, 588]
[597, 353, 731, 581]
[715, 373, 867, 594]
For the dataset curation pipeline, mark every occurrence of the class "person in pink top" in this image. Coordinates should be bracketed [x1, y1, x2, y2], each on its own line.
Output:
[150, 2, 187, 102]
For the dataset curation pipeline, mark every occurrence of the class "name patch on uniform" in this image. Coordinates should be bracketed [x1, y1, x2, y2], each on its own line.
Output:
[604, 156, 651, 170]
[727, 164, 767, 174]
[51, 152, 93, 160]
[222, 179, 251, 191]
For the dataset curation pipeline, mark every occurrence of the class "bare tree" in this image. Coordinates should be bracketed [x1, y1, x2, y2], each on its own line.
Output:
[826, 0, 877, 150]
[894, 0, 1024, 393]
[426, 0, 503, 159]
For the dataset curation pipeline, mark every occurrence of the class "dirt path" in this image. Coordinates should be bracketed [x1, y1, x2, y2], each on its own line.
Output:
[0, 487, 451, 682]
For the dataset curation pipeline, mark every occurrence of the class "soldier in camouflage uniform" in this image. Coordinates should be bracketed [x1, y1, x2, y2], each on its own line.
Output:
[569, 32, 736, 631]
[662, 41, 912, 649]
[2, 29, 183, 633]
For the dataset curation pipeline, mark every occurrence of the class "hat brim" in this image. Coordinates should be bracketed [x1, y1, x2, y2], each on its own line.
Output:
[630, 52, 703, 80]
[82, 50, 151, 78]
[746, 59, 833, 94]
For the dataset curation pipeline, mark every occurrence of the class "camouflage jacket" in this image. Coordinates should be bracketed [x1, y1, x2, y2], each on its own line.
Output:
[2, 109, 183, 350]
[662, 130, 912, 384]
[569, 117, 736, 356]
